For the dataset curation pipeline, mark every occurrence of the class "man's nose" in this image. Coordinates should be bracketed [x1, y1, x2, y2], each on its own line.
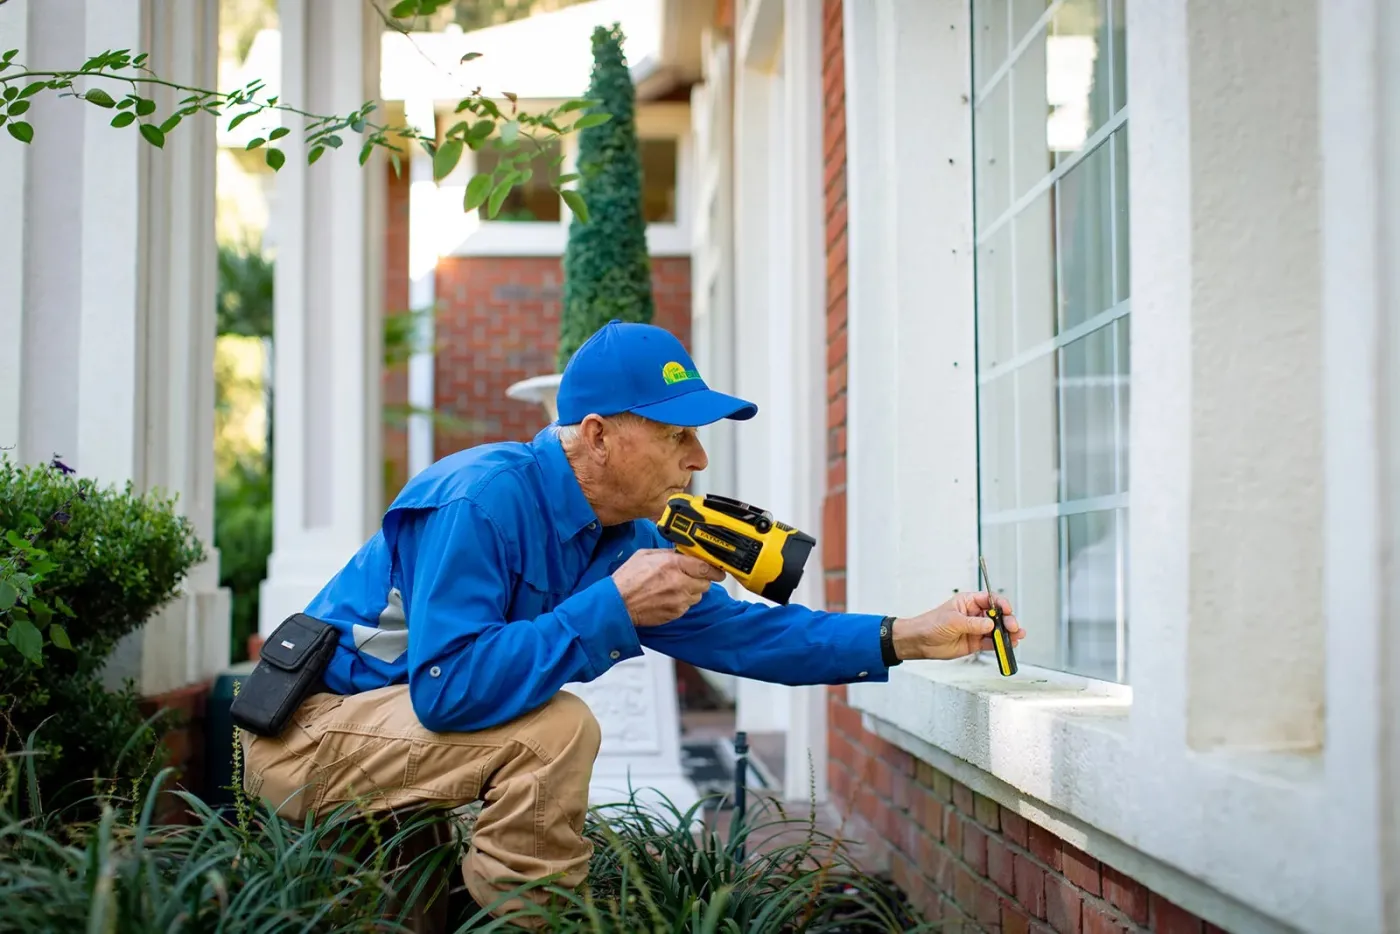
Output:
[684, 436, 709, 472]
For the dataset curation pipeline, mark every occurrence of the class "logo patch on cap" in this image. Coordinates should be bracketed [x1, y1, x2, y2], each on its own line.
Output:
[661, 361, 700, 385]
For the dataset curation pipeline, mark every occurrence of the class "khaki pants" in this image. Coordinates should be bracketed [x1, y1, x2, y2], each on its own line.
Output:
[239, 684, 600, 925]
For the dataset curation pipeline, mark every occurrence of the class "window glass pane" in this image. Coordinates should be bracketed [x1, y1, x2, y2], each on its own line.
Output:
[641, 138, 677, 224]
[1016, 353, 1059, 508]
[1056, 139, 1114, 331]
[978, 372, 1017, 514]
[1115, 316, 1130, 491]
[475, 140, 562, 222]
[981, 521, 1018, 612]
[1060, 325, 1116, 501]
[1013, 187, 1057, 354]
[973, 0, 1010, 93]
[1110, 0, 1127, 113]
[975, 76, 1012, 227]
[1013, 518, 1060, 671]
[1011, 26, 1051, 203]
[1011, 0, 1051, 47]
[1048, 0, 1112, 164]
[978, 223, 1014, 367]
[1113, 127, 1130, 303]
[1064, 510, 1118, 680]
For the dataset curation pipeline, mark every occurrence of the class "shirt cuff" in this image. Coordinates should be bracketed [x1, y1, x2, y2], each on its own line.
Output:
[556, 576, 643, 678]
[840, 612, 895, 684]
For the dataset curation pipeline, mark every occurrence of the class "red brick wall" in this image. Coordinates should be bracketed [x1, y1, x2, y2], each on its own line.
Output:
[432, 256, 692, 454]
[383, 162, 412, 502]
[818, 3, 1228, 931]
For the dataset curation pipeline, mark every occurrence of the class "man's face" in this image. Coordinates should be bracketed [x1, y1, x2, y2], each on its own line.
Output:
[605, 417, 709, 521]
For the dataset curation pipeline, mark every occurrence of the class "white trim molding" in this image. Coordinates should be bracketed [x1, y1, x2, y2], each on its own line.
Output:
[841, 0, 1394, 931]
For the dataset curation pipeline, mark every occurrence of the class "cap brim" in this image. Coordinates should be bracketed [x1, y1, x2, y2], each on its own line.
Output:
[628, 388, 758, 427]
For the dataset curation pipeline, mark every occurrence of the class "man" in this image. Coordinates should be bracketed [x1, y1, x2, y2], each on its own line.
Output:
[241, 320, 1022, 923]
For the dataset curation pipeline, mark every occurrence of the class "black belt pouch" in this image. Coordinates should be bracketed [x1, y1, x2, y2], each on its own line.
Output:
[230, 613, 339, 738]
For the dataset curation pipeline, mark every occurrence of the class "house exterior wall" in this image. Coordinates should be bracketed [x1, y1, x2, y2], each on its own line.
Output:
[745, 0, 1400, 932]
[430, 256, 692, 454]
[383, 162, 412, 502]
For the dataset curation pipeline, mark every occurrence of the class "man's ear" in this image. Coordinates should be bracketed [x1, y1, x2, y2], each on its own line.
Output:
[577, 414, 611, 462]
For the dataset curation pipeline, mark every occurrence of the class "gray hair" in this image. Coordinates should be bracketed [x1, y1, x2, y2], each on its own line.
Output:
[551, 411, 653, 447]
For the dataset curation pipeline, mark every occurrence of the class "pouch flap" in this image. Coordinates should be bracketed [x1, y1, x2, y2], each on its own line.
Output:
[260, 613, 333, 672]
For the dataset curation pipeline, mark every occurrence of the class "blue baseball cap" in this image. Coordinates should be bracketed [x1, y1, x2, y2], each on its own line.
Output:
[556, 320, 758, 427]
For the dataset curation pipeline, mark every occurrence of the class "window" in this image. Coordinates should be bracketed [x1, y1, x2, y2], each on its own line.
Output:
[474, 139, 563, 223]
[971, 0, 1130, 682]
[640, 138, 679, 224]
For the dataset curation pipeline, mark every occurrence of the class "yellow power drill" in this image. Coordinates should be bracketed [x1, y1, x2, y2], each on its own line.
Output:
[657, 493, 816, 605]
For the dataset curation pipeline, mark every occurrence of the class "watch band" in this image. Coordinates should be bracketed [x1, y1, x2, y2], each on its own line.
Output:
[879, 616, 902, 667]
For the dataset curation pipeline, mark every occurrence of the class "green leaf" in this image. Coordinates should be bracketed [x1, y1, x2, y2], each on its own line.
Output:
[556, 173, 580, 184]
[6, 121, 33, 144]
[30, 599, 51, 629]
[460, 52, 483, 63]
[6, 99, 28, 117]
[432, 138, 463, 181]
[54, 596, 75, 618]
[561, 189, 589, 224]
[486, 173, 518, 218]
[359, 141, 374, 165]
[48, 624, 71, 651]
[269, 126, 290, 141]
[499, 120, 519, 146]
[390, 0, 418, 16]
[85, 87, 117, 108]
[6, 618, 42, 665]
[135, 97, 157, 116]
[20, 82, 45, 99]
[572, 113, 613, 131]
[351, 116, 366, 133]
[111, 111, 136, 128]
[463, 172, 493, 213]
[325, 134, 343, 149]
[0, 581, 17, 611]
[308, 145, 325, 164]
[159, 113, 182, 134]
[246, 136, 266, 150]
[266, 148, 285, 170]
[139, 123, 165, 148]
[4, 86, 19, 101]
[226, 110, 255, 131]
[558, 98, 599, 113]
[118, 98, 135, 110]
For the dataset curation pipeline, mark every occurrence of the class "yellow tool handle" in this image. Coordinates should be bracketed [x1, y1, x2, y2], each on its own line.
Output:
[986, 601, 1017, 677]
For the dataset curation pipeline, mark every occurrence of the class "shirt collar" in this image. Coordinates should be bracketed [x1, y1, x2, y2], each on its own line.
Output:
[531, 427, 602, 541]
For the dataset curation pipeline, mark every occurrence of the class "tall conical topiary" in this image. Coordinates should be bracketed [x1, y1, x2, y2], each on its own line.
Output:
[556, 23, 654, 370]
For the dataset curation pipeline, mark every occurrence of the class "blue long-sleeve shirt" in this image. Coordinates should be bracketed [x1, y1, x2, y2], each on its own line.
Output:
[305, 427, 891, 733]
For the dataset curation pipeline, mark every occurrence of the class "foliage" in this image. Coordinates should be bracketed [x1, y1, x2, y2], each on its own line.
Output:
[214, 458, 272, 665]
[0, 729, 935, 933]
[215, 243, 274, 339]
[1, 7, 606, 223]
[0, 458, 204, 812]
[556, 24, 655, 370]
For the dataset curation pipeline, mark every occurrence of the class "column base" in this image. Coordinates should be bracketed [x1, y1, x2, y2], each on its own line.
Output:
[565, 649, 701, 819]
[258, 546, 354, 636]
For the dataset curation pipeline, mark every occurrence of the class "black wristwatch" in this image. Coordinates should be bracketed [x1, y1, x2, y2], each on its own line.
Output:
[879, 616, 902, 667]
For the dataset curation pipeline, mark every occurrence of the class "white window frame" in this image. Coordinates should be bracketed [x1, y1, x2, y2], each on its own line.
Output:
[841, 1, 1391, 932]
[441, 100, 695, 258]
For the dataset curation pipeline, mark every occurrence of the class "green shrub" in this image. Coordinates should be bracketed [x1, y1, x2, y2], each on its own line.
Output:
[0, 744, 935, 933]
[0, 457, 204, 813]
[556, 23, 655, 370]
[213, 456, 272, 663]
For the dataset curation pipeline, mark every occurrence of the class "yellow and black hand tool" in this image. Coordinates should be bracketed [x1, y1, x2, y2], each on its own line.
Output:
[979, 555, 1017, 676]
[657, 493, 816, 605]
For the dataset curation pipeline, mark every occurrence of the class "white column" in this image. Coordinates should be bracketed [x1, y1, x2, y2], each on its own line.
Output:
[0, 0, 229, 696]
[779, 0, 829, 804]
[405, 99, 437, 479]
[259, 0, 386, 634]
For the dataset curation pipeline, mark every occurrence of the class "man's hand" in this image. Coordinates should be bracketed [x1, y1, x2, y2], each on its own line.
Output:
[891, 591, 1024, 661]
[613, 549, 726, 627]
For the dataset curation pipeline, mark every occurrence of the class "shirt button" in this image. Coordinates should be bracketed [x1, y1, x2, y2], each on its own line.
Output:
[430, 666, 442, 678]
[588, 521, 597, 530]
[858, 671, 868, 678]
[610, 650, 621, 660]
